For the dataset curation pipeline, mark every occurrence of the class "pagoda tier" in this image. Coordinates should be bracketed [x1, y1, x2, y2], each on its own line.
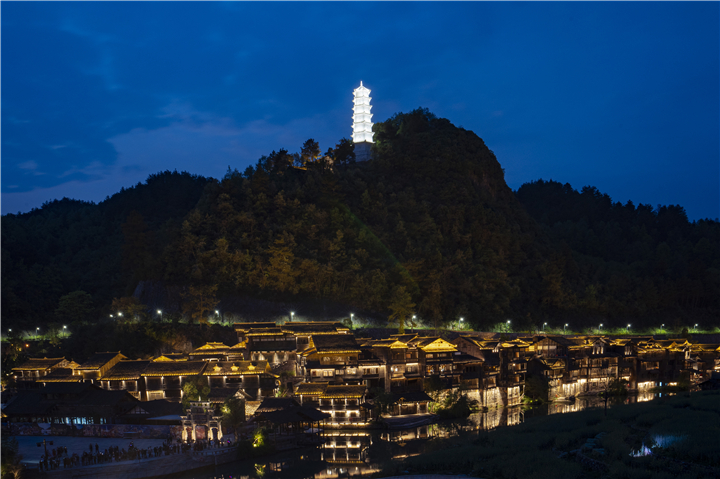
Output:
[352, 81, 374, 144]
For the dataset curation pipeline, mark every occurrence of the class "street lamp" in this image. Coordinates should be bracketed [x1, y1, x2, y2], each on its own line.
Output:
[564, 323, 568, 334]
[157, 310, 163, 322]
[351, 313, 354, 323]
[63, 325, 67, 338]
[543, 322, 547, 332]
[118, 312, 123, 318]
[290, 311, 295, 322]
[627, 324, 631, 334]
[507, 319, 511, 332]
[661, 323, 665, 331]
[694, 323, 698, 332]
[36, 327, 40, 338]
[599, 323, 603, 334]
[110, 314, 114, 319]
[412, 314, 416, 332]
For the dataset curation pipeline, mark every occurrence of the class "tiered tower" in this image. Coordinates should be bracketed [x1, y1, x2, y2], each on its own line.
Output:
[352, 81, 374, 162]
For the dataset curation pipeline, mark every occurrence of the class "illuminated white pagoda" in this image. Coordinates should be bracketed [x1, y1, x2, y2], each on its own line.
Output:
[352, 81, 373, 162]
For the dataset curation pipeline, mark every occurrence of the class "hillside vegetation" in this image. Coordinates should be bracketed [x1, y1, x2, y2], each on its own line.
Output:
[2, 109, 718, 335]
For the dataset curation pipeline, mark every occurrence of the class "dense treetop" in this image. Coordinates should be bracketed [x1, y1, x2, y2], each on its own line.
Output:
[2, 110, 718, 336]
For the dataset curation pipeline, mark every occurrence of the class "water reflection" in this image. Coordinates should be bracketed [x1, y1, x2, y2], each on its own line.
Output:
[181, 392, 669, 479]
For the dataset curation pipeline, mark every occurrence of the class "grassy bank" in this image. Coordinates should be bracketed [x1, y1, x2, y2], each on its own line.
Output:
[374, 391, 720, 479]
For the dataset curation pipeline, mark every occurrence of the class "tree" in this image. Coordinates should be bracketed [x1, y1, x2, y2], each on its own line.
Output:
[300, 139, 320, 166]
[388, 285, 415, 334]
[121, 210, 156, 284]
[182, 375, 210, 409]
[419, 281, 443, 333]
[266, 236, 299, 293]
[524, 375, 549, 402]
[333, 137, 355, 165]
[369, 387, 394, 416]
[1, 436, 23, 479]
[55, 290, 94, 323]
[110, 296, 147, 322]
[181, 284, 219, 325]
[221, 397, 246, 442]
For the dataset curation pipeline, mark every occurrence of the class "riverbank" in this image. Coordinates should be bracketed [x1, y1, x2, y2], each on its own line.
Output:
[11, 436, 238, 479]
[378, 390, 720, 479]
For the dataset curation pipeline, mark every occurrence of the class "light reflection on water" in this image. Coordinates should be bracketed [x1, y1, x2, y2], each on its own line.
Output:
[180, 391, 668, 479]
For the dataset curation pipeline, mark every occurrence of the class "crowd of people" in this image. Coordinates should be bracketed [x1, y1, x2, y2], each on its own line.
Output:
[37, 441, 187, 472]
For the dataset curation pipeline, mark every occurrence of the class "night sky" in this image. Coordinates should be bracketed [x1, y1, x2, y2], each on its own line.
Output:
[2, 2, 718, 220]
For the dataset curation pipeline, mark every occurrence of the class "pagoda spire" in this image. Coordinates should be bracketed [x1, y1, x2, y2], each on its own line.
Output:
[352, 81, 374, 161]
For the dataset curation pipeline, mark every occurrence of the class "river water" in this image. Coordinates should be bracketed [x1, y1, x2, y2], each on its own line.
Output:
[177, 390, 666, 479]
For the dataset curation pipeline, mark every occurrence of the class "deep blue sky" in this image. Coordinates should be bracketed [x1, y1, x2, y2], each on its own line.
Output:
[2, 2, 718, 220]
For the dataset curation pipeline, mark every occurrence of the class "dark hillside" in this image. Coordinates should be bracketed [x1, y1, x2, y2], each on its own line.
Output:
[2, 112, 718, 335]
[516, 179, 720, 325]
[155, 109, 552, 331]
[1, 170, 210, 326]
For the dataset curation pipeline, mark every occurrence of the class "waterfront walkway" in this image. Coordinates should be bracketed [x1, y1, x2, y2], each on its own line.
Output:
[14, 435, 238, 479]
[14, 435, 169, 468]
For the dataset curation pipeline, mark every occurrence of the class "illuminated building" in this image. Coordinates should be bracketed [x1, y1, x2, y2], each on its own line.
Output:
[352, 81, 374, 162]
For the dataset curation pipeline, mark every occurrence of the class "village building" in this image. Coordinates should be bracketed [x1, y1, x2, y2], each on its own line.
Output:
[2, 383, 138, 426]
[180, 400, 225, 443]
[12, 357, 78, 389]
[295, 383, 367, 425]
[281, 321, 350, 352]
[299, 334, 362, 384]
[120, 399, 183, 425]
[38, 367, 83, 386]
[201, 360, 277, 400]
[245, 328, 297, 364]
[99, 359, 151, 400]
[74, 352, 126, 383]
[141, 360, 207, 401]
[188, 342, 230, 361]
[234, 322, 277, 342]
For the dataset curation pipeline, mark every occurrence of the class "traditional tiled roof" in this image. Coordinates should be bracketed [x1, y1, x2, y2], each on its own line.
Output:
[282, 322, 348, 334]
[4, 383, 137, 416]
[538, 358, 566, 369]
[295, 382, 329, 396]
[372, 339, 409, 349]
[234, 322, 277, 331]
[154, 354, 188, 362]
[256, 397, 300, 412]
[247, 328, 285, 336]
[2, 391, 52, 415]
[203, 361, 270, 376]
[229, 342, 247, 350]
[101, 360, 151, 380]
[539, 336, 578, 348]
[419, 338, 457, 353]
[77, 352, 126, 370]
[311, 334, 360, 353]
[123, 399, 183, 418]
[321, 385, 366, 399]
[141, 361, 207, 377]
[207, 387, 251, 403]
[13, 357, 68, 371]
[42, 368, 81, 383]
[390, 334, 418, 343]
[690, 344, 720, 352]
[390, 391, 432, 403]
[78, 388, 136, 406]
[191, 342, 230, 354]
[257, 405, 330, 423]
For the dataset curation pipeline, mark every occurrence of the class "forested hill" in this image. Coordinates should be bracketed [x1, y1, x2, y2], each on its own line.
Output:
[516, 180, 720, 321]
[2, 109, 718, 333]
